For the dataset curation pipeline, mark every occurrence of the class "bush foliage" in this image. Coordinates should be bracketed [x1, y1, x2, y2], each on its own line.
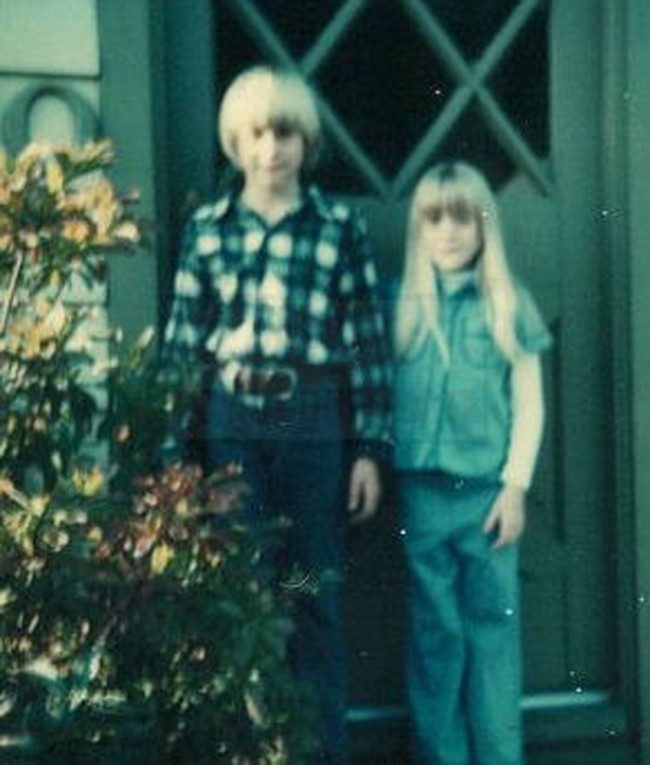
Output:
[0, 141, 314, 763]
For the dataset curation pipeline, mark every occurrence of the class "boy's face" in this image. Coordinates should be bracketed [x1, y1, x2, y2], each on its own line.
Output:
[237, 119, 305, 195]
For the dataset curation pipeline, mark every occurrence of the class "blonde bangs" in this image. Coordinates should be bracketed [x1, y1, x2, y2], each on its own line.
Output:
[218, 66, 321, 167]
[396, 161, 520, 363]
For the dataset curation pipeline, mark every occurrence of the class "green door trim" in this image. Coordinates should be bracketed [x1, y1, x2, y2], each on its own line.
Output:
[627, 0, 650, 759]
[602, 0, 637, 746]
[96, 0, 168, 341]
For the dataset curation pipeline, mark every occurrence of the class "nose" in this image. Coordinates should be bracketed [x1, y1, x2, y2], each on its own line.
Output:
[438, 214, 458, 235]
[258, 129, 280, 160]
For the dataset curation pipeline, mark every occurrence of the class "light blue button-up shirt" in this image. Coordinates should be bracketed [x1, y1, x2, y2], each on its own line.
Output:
[393, 270, 552, 477]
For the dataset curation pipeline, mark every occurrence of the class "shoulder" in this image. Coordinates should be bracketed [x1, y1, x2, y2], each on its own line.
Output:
[511, 277, 553, 352]
[178, 192, 236, 260]
[306, 186, 366, 229]
[188, 191, 233, 227]
[512, 278, 543, 315]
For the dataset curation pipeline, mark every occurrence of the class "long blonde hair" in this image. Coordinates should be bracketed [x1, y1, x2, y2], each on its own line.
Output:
[395, 161, 519, 364]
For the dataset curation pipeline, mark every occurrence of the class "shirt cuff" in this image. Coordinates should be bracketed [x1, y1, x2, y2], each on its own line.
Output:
[352, 438, 393, 466]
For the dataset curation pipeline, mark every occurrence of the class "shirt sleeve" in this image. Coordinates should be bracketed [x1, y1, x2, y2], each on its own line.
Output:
[515, 285, 553, 355]
[159, 214, 213, 463]
[338, 211, 393, 462]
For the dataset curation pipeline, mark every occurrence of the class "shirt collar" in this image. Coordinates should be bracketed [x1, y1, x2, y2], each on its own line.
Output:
[210, 183, 338, 223]
[303, 185, 338, 221]
[437, 268, 479, 297]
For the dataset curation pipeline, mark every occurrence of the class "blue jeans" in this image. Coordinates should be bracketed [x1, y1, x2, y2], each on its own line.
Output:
[205, 377, 349, 765]
[400, 471, 523, 765]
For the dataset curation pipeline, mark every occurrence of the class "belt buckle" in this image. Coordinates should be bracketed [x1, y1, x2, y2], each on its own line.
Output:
[264, 365, 297, 401]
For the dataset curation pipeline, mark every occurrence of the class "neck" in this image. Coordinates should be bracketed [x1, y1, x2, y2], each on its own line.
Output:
[437, 267, 477, 295]
[241, 182, 302, 224]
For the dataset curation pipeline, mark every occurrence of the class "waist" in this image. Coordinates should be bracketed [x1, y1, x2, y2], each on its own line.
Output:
[214, 360, 343, 404]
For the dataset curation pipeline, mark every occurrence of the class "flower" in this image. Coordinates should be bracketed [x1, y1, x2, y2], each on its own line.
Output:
[0, 140, 141, 319]
[150, 543, 175, 574]
[71, 467, 104, 497]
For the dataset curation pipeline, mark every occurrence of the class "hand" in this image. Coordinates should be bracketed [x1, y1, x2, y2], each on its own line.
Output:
[483, 484, 526, 549]
[348, 457, 381, 524]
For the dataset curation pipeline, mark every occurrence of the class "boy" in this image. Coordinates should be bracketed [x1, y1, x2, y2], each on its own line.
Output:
[162, 65, 392, 764]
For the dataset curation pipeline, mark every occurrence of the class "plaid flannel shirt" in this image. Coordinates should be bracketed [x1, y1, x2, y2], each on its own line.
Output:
[162, 185, 392, 460]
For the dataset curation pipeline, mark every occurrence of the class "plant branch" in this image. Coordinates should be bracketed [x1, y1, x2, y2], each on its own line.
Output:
[0, 250, 26, 335]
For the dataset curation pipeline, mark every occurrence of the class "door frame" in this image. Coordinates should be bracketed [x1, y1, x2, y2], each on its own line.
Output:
[626, 0, 650, 761]
[98, 0, 650, 755]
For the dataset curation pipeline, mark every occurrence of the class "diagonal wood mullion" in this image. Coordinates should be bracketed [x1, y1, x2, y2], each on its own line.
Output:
[473, 0, 547, 82]
[475, 88, 553, 195]
[398, 0, 476, 88]
[390, 85, 474, 199]
[397, 0, 551, 195]
[316, 96, 391, 197]
[225, 0, 389, 196]
[224, 0, 294, 68]
[301, 0, 371, 76]
[471, 0, 552, 193]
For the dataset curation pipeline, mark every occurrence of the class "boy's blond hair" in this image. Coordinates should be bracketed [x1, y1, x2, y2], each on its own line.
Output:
[218, 65, 321, 170]
[395, 161, 519, 364]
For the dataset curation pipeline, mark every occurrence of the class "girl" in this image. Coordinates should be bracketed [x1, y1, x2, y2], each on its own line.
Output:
[393, 161, 551, 765]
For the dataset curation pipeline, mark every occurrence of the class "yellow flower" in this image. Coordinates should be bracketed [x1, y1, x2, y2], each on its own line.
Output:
[72, 467, 104, 497]
[44, 301, 66, 335]
[111, 220, 139, 243]
[61, 218, 92, 244]
[66, 176, 120, 241]
[115, 424, 131, 443]
[0, 588, 14, 609]
[0, 178, 10, 205]
[45, 158, 64, 194]
[77, 139, 114, 166]
[18, 230, 39, 249]
[0, 475, 17, 498]
[87, 526, 103, 543]
[134, 325, 155, 350]
[150, 543, 175, 575]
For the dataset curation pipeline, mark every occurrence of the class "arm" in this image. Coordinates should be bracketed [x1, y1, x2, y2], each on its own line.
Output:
[339, 214, 392, 521]
[483, 353, 545, 548]
[159, 216, 212, 463]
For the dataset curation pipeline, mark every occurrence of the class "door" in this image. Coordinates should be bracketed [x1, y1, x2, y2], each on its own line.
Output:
[166, 0, 623, 752]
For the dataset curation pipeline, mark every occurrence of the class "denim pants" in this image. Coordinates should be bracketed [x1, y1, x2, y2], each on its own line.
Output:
[205, 378, 349, 765]
[399, 471, 523, 765]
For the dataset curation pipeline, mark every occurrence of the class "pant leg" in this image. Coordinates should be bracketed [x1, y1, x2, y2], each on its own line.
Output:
[267, 381, 348, 765]
[456, 484, 523, 765]
[400, 473, 470, 765]
[205, 383, 349, 765]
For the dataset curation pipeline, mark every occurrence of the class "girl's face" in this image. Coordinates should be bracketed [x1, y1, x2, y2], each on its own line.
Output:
[418, 201, 482, 273]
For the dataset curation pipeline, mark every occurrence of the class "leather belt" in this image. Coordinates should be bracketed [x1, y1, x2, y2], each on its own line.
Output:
[219, 361, 341, 403]
[234, 365, 298, 400]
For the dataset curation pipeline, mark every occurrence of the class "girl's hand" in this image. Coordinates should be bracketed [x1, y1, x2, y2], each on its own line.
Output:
[483, 484, 526, 549]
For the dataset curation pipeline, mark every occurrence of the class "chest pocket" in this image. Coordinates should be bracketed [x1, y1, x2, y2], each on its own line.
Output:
[460, 316, 503, 369]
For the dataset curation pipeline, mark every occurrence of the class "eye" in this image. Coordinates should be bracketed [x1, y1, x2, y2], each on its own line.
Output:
[272, 120, 296, 140]
[448, 202, 475, 225]
[422, 206, 442, 224]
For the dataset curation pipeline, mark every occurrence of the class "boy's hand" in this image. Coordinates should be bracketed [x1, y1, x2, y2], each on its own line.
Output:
[348, 457, 381, 524]
[483, 484, 526, 549]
